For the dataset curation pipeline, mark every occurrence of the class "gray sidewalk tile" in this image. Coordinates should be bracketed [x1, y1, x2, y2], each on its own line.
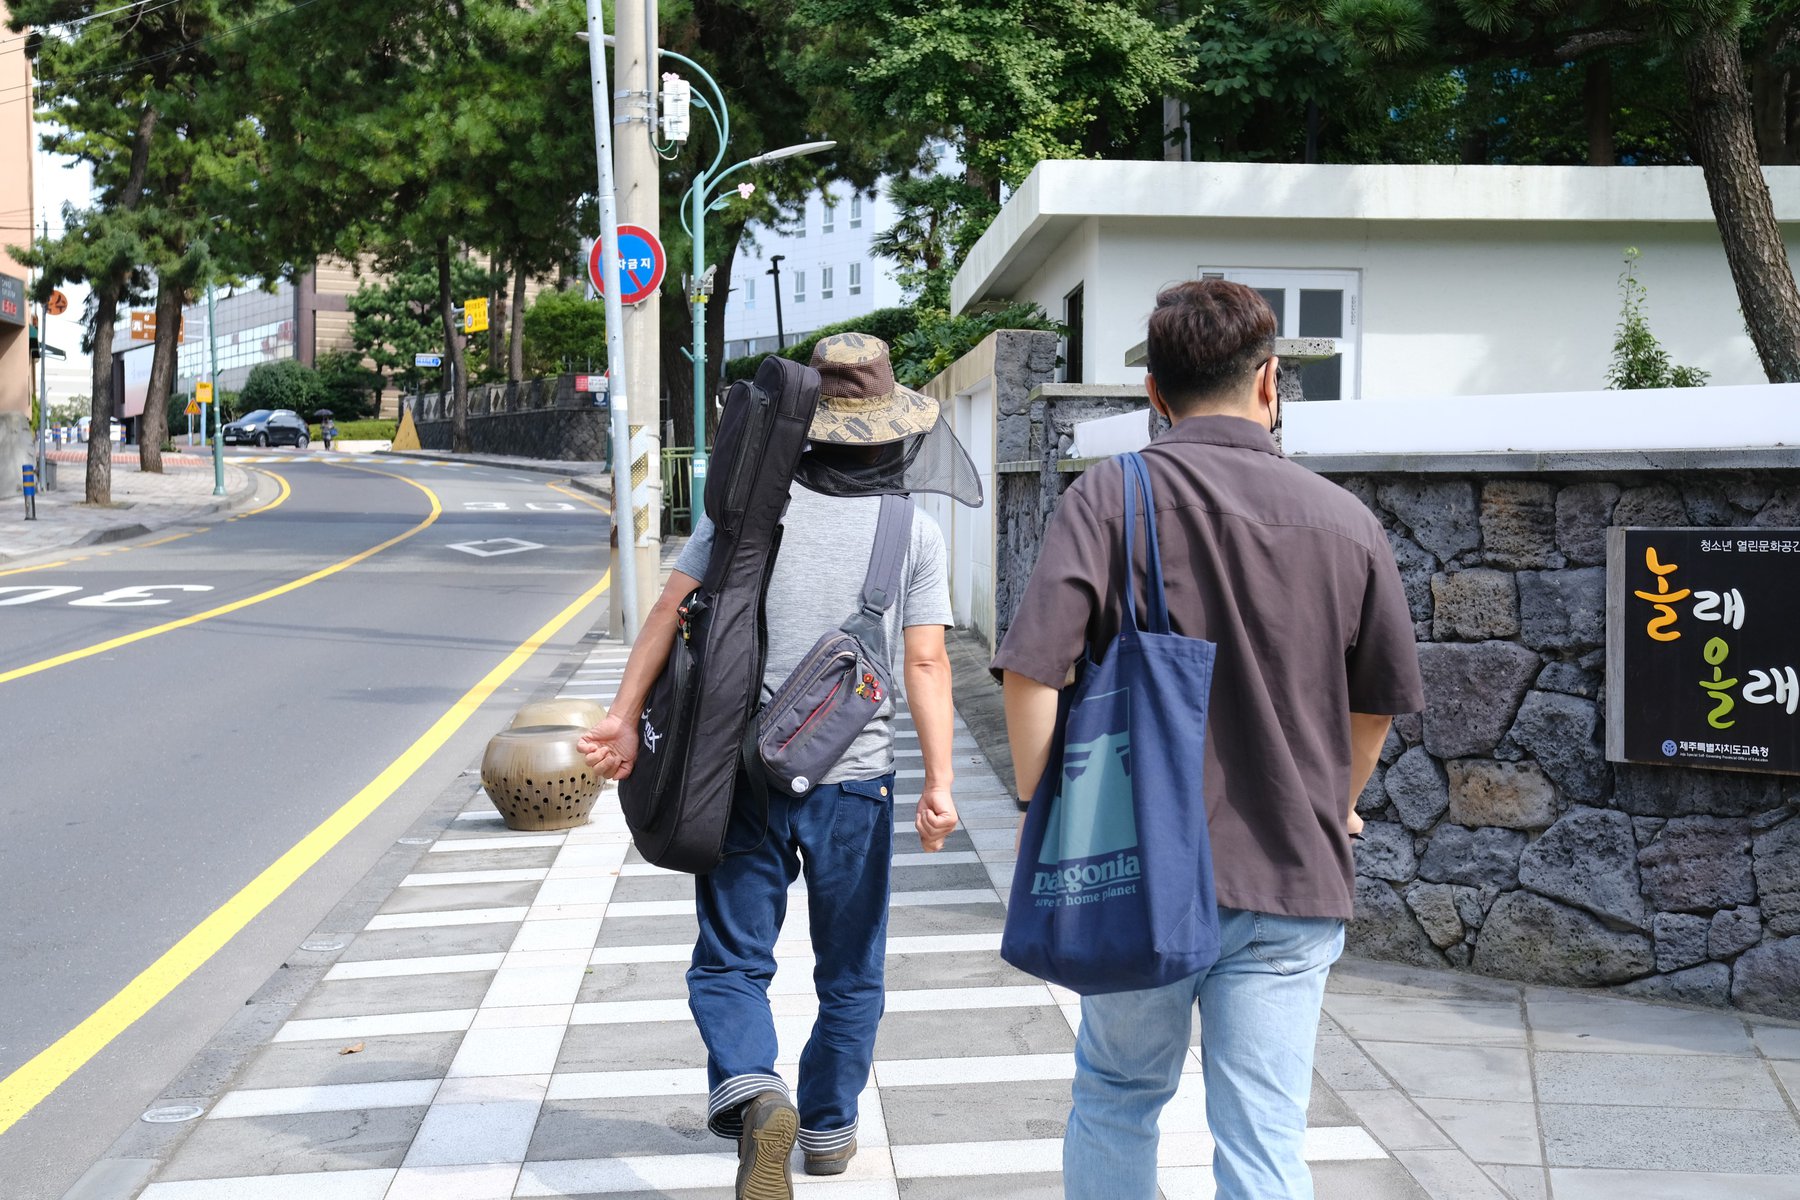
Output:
[557, 1021, 708, 1072]
[875, 1006, 1074, 1060]
[1336, 1090, 1455, 1151]
[1548, 1167, 1800, 1199]
[885, 901, 1008, 937]
[903, 1174, 1065, 1200]
[1773, 1059, 1800, 1099]
[405, 1096, 544, 1166]
[1534, 1050, 1790, 1110]
[407, 846, 561, 872]
[1391, 1149, 1510, 1199]
[156, 1107, 427, 1179]
[230, 1032, 466, 1090]
[1313, 1029, 1393, 1092]
[337, 922, 520, 962]
[1329, 959, 1525, 1003]
[1358, 1043, 1533, 1103]
[1754, 1024, 1800, 1060]
[377, 880, 542, 915]
[529, 1095, 715, 1160]
[290, 973, 494, 1021]
[595, 914, 700, 948]
[1539, 1103, 1800, 1172]
[1412, 1098, 1541, 1165]
[884, 949, 1038, 991]
[1482, 1163, 1549, 1200]
[607, 873, 695, 903]
[880, 1079, 1073, 1144]
[1313, 1159, 1432, 1200]
[893, 861, 993, 891]
[1322, 994, 1526, 1046]
[1306, 1081, 1358, 1126]
[1525, 994, 1757, 1057]
[578, 961, 694, 1003]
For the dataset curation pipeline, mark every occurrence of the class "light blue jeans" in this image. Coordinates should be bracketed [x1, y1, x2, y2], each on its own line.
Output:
[1063, 906, 1345, 1200]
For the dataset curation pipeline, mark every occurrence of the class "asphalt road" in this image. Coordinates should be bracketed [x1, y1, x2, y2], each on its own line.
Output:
[0, 455, 614, 1200]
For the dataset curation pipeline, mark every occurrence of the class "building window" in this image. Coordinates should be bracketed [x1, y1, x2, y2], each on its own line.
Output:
[744, 277, 755, 310]
[821, 267, 834, 300]
[1063, 284, 1084, 384]
[849, 262, 862, 296]
[822, 202, 835, 234]
[795, 271, 806, 303]
[1198, 267, 1361, 399]
[849, 194, 862, 229]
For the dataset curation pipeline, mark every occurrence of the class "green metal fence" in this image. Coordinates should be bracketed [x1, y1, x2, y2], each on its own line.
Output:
[662, 446, 695, 535]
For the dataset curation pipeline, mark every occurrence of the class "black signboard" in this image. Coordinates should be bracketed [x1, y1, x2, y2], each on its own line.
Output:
[1607, 527, 1800, 776]
[0, 274, 24, 328]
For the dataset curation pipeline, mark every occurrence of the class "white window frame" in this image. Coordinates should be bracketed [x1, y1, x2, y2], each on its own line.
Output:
[821, 266, 834, 300]
[822, 201, 836, 234]
[849, 262, 862, 296]
[794, 270, 806, 304]
[744, 276, 756, 309]
[849, 194, 862, 228]
[1198, 267, 1361, 399]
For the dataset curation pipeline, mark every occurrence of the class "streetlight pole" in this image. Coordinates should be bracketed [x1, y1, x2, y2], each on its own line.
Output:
[208, 282, 224, 496]
[767, 255, 786, 349]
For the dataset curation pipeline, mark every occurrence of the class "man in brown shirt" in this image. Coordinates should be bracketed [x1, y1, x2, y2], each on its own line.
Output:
[995, 280, 1422, 1199]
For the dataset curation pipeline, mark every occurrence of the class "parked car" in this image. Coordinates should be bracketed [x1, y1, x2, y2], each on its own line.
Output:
[223, 409, 309, 448]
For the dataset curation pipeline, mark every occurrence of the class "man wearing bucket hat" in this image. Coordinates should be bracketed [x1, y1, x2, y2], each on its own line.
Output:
[582, 333, 971, 1199]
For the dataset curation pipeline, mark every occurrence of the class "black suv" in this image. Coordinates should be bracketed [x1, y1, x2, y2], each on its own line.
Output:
[224, 409, 310, 448]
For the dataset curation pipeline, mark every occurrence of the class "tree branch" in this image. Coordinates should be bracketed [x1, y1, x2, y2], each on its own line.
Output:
[1556, 29, 1646, 59]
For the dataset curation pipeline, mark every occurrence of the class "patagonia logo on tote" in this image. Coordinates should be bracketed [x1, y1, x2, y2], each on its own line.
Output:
[1031, 692, 1142, 902]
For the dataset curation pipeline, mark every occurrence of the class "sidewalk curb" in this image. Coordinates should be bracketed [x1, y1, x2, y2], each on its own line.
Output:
[57, 620, 617, 1200]
[0, 466, 264, 566]
[379, 449, 614, 496]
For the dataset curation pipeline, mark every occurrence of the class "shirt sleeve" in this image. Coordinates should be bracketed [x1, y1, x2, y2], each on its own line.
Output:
[990, 480, 1108, 688]
[1346, 540, 1426, 714]
[673, 513, 715, 581]
[901, 510, 953, 628]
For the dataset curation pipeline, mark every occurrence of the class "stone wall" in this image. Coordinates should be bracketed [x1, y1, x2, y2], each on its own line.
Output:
[999, 433, 1800, 1018]
[410, 376, 610, 463]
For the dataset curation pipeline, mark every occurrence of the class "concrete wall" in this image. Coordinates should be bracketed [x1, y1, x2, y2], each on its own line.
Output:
[1, 0, 35, 498]
[410, 376, 610, 463]
[996, 424, 1800, 1018]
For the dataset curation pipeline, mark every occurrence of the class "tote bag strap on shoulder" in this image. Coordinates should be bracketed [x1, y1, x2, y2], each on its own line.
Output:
[1120, 452, 1172, 636]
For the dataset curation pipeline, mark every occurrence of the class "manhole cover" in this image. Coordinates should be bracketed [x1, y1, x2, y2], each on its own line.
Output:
[397, 835, 434, 846]
[141, 1105, 204, 1124]
[299, 939, 345, 953]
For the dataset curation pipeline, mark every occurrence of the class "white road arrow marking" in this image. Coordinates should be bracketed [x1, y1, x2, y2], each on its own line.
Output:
[446, 538, 546, 558]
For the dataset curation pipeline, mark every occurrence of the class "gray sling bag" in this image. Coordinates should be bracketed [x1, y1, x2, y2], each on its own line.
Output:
[750, 493, 913, 796]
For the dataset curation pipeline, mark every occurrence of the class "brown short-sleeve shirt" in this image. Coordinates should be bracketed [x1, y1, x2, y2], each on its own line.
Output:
[992, 415, 1424, 919]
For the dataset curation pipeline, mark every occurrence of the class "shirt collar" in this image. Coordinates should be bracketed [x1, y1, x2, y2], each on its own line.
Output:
[1153, 413, 1281, 456]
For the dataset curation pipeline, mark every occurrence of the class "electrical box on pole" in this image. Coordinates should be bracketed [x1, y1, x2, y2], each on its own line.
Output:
[661, 74, 691, 143]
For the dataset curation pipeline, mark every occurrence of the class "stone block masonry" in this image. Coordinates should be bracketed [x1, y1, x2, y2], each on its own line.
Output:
[1325, 461, 1800, 1019]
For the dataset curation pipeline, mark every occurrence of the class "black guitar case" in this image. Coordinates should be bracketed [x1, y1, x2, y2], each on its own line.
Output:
[619, 355, 821, 873]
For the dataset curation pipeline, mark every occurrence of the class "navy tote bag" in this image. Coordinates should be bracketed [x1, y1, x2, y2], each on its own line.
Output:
[1001, 452, 1222, 995]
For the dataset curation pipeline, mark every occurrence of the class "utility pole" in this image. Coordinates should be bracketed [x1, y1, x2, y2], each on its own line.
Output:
[767, 255, 786, 349]
[612, 0, 662, 628]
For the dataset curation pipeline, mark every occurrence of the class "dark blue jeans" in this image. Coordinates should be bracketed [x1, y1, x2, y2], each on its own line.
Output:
[689, 772, 895, 1156]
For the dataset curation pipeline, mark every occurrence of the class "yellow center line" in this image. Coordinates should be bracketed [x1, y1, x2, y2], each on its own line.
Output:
[546, 479, 614, 516]
[0, 565, 615, 1134]
[0, 467, 430, 687]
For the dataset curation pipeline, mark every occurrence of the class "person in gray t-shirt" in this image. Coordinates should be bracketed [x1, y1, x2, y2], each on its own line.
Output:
[581, 333, 958, 1199]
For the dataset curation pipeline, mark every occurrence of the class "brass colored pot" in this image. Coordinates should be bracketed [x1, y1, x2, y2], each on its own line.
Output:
[510, 699, 607, 731]
[481, 725, 603, 831]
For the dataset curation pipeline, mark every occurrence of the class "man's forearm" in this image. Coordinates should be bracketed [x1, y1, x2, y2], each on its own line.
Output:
[1347, 712, 1392, 815]
[905, 652, 955, 789]
[606, 571, 699, 722]
[1004, 671, 1060, 805]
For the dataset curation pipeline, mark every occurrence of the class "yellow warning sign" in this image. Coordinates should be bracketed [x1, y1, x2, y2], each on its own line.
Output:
[185, 400, 200, 416]
[462, 298, 489, 335]
[196, 381, 214, 404]
[391, 407, 422, 451]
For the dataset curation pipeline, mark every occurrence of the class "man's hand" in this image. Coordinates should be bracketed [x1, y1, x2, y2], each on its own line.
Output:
[579, 714, 640, 781]
[1347, 809, 1365, 838]
[915, 785, 958, 852]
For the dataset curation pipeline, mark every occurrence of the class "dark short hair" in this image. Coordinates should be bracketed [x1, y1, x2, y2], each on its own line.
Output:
[1144, 280, 1277, 413]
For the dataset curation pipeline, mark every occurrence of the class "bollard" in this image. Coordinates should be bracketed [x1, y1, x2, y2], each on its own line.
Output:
[22, 463, 37, 520]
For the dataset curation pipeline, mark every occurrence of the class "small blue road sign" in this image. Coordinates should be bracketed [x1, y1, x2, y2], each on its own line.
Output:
[414, 353, 444, 368]
[588, 225, 667, 305]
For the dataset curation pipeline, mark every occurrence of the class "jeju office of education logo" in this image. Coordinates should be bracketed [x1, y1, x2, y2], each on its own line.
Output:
[1662, 739, 1679, 757]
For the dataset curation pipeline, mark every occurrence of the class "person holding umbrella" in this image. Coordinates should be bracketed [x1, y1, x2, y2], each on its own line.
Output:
[314, 409, 337, 451]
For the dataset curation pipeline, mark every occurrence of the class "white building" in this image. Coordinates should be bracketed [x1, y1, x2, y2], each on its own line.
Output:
[722, 178, 908, 360]
[951, 161, 1800, 398]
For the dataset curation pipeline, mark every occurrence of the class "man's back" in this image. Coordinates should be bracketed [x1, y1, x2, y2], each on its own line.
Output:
[994, 415, 1419, 919]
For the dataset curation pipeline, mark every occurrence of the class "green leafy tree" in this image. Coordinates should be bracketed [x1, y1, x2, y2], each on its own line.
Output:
[240, 361, 325, 414]
[521, 288, 607, 377]
[348, 257, 496, 398]
[314, 351, 384, 421]
[1607, 249, 1709, 390]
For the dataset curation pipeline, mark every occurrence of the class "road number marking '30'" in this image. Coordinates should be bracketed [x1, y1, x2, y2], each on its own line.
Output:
[0, 585, 216, 608]
[462, 501, 579, 512]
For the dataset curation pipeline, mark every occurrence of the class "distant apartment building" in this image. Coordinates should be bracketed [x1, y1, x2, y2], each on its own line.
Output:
[722, 179, 907, 361]
[1, 0, 34, 496]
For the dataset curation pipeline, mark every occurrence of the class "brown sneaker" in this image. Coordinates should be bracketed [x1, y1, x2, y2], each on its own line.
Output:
[736, 1090, 798, 1200]
[803, 1139, 858, 1176]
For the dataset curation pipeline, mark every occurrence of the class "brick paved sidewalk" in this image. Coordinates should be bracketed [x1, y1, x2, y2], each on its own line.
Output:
[78, 637, 1800, 1200]
[0, 451, 258, 565]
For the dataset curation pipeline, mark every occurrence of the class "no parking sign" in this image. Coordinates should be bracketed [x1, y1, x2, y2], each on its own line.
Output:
[589, 226, 666, 306]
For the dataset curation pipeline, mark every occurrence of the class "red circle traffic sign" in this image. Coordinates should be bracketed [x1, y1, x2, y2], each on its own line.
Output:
[589, 225, 666, 305]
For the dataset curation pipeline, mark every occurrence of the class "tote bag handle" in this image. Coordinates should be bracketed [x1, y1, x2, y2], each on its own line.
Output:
[1120, 452, 1172, 636]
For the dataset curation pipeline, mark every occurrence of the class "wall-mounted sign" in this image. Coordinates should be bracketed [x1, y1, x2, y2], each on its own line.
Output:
[1607, 527, 1800, 776]
[0, 274, 25, 327]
